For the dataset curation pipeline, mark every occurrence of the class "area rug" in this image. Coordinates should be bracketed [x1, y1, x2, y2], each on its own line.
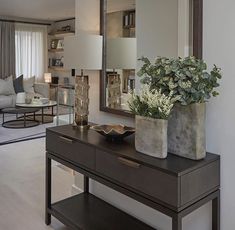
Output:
[0, 105, 71, 145]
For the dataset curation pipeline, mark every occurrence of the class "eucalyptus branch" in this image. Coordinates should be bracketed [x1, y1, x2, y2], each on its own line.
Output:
[138, 56, 222, 105]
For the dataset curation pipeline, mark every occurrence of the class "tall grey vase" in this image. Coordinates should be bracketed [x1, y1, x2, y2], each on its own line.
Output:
[168, 103, 206, 160]
[135, 115, 168, 159]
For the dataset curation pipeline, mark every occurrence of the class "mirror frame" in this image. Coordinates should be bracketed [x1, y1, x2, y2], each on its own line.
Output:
[100, 0, 203, 117]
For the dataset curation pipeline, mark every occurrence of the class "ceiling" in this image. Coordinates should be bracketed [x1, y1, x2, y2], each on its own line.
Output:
[0, 0, 75, 21]
[0, 0, 135, 21]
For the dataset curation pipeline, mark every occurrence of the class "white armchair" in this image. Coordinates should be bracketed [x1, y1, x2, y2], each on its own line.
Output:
[34, 83, 50, 98]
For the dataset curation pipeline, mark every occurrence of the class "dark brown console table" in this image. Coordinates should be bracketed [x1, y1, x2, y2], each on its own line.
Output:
[46, 125, 220, 230]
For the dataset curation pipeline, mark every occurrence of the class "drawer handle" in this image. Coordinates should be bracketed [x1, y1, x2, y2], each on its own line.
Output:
[118, 157, 141, 169]
[59, 136, 74, 144]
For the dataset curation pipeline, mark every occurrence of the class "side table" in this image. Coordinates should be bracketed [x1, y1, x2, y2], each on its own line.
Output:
[2, 107, 40, 128]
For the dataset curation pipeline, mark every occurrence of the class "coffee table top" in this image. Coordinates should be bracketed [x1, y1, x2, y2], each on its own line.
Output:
[16, 100, 57, 108]
[2, 107, 40, 114]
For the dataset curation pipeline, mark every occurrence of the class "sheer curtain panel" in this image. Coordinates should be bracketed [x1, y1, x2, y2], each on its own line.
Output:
[15, 23, 47, 81]
[0, 21, 15, 79]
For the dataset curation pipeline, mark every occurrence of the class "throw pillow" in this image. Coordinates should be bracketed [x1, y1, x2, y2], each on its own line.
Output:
[0, 76, 15, 95]
[23, 76, 35, 94]
[13, 75, 24, 93]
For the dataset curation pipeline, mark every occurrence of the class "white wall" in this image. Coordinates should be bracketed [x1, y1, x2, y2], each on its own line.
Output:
[75, 0, 235, 229]
[204, 0, 235, 229]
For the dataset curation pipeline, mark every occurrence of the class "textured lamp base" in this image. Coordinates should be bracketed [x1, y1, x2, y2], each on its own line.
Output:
[74, 114, 89, 130]
[74, 75, 90, 129]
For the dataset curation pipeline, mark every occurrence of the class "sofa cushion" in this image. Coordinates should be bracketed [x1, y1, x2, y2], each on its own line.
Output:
[23, 76, 35, 94]
[0, 76, 15, 96]
[13, 75, 24, 93]
[0, 95, 15, 109]
[34, 83, 50, 98]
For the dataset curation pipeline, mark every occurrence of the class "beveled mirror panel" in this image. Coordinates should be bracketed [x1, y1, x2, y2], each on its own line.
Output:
[100, 0, 203, 117]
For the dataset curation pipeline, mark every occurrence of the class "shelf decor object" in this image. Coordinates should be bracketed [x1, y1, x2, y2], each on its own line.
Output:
[91, 124, 135, 141]
[138, 56, 222, 160]
[64, 33, 103, 129]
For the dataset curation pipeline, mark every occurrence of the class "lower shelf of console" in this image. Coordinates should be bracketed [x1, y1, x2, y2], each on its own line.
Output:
[49, 192, 155, 230]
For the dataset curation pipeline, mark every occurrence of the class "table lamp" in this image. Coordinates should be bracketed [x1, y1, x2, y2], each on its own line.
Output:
[64, 33, 103, 129]
[44, 73, 52, 83]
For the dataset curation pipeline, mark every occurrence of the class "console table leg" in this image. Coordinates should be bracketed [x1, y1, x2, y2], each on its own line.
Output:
[84, 176, 89, 193]
[212, 192, 220, 230]
[24, 113, 26, 127]
[45, 155, 51, 225]
[172, 215, 182, 230]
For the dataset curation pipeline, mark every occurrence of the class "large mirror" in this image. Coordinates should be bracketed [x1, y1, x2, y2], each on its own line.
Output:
[100, 0, 203, 117]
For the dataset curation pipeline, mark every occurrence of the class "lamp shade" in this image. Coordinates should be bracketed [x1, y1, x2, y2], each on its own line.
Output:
[64, 33, 103, 70]
[107, 37, 137, 69]
[44, 73, 52, 83]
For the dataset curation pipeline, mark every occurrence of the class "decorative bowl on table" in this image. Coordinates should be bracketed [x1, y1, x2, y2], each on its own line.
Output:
[90, 124, 135, 141]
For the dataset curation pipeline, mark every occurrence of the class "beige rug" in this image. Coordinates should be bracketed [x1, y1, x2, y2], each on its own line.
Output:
[0, 105, 71, 145]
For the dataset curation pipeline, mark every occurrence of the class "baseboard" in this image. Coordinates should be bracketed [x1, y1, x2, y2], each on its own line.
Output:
[72, 184, 83, 195]
[0, 135, 45, 146]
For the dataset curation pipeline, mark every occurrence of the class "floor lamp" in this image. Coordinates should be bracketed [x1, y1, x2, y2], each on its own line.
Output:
[64, 33, 103, 129]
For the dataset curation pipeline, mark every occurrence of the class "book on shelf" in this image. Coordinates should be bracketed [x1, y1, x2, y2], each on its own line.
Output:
[124, 14, 129, 27]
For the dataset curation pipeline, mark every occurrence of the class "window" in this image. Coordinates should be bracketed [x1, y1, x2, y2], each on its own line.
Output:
[15, 23, 47, 81]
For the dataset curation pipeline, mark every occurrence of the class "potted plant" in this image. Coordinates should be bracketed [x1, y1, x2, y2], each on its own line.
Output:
[128, 85, 180, 158]
[137, 56, 222, 160]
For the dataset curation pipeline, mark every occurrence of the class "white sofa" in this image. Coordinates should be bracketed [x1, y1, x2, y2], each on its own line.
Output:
[0, 82, 50, 109]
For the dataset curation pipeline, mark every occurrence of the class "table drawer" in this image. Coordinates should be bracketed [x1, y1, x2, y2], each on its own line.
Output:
[96, 149, 179, 207]
[46, 131, 95, 170]
[180, 160, 220, 206]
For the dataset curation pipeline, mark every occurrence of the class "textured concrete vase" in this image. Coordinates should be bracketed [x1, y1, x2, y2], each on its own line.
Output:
[168, 103, 206, 160]
[135, 115, 168, 158]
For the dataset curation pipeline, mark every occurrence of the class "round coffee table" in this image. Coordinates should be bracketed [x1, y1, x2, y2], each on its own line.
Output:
[2, 107, 40, 128]
[16, 100, 57, 124]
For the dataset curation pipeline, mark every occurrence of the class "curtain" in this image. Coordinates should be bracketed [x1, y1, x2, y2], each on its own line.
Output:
[15, 23, 47, 81]
[0, 21, 15, 79]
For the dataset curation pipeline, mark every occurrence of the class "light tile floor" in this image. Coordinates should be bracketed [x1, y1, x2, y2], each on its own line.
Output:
[0, 138, 80, 230]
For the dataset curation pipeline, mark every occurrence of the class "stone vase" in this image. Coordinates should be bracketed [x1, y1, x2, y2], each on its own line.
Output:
[135, 115, 168, 159]
[167, 103, 206, 160]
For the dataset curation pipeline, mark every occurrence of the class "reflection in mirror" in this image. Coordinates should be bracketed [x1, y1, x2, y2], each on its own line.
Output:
[103, 0, 195, 114]
[106, 0, 136, 111]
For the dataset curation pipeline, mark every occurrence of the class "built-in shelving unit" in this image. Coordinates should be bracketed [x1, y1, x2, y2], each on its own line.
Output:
[48, 48, 64, 53]
[48, 31, 75, 37]
[48, 31, 75, 71]
[122, 9, 136, 93]
[47, 18, 75, 102]
[123, 10, 136, 37]
[48, 67, 69, 72]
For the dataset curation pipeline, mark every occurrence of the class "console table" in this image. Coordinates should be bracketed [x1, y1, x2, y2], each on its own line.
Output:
[46, 125, 220, 230]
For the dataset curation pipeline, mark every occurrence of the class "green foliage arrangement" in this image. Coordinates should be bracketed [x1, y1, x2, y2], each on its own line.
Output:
[128, 85, 180, 120]
[137, 56, 222, 105]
